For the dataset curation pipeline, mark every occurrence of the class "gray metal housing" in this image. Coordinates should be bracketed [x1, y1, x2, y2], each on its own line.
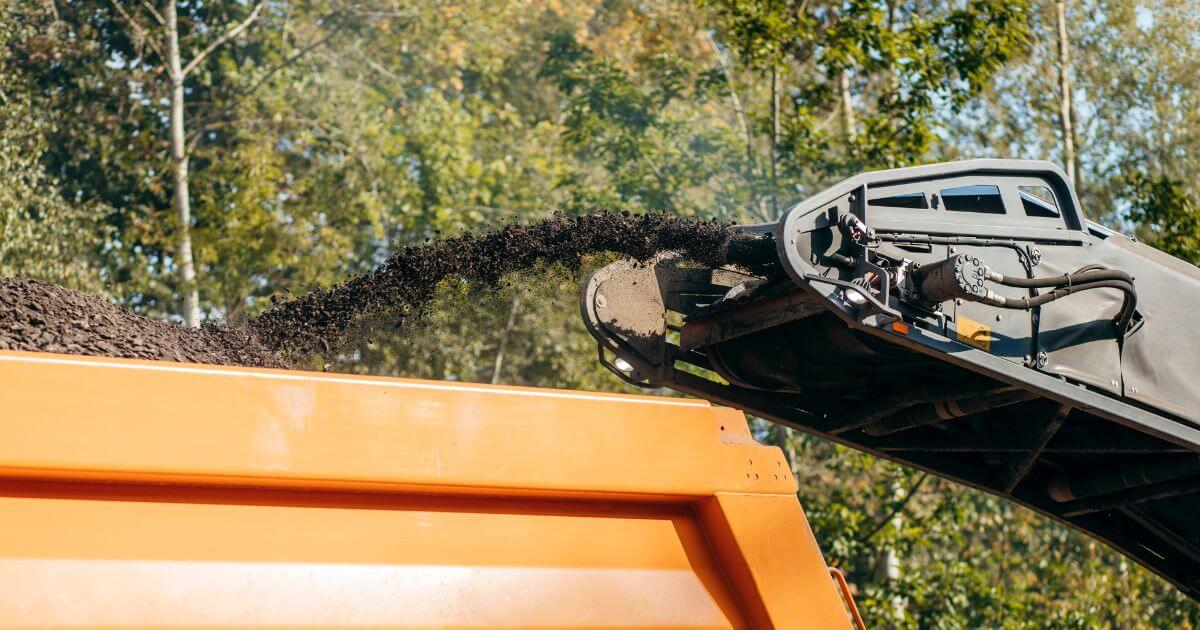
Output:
[582, 159, 1200, 599]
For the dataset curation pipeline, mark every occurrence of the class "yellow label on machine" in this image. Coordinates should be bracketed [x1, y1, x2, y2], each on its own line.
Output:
[956, 316, 992, 351]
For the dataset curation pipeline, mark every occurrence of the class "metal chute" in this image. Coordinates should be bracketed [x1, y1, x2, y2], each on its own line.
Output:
[582, 159, 1200, 599]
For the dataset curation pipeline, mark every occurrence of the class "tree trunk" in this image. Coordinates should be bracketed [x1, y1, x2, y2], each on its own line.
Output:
[701, 32, 765, 221]
[490, 293, 521, 385]
[840, 70, 857, 142]
[766, 423, 796, 469]
[165, 0, 200, 327]
[1056, 0, 1077, 187]
[770, 66, 780, 217]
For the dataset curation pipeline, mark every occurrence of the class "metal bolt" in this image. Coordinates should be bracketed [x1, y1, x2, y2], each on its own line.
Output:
[995, 314, 1003, 321]
[595, 294, 607, 308]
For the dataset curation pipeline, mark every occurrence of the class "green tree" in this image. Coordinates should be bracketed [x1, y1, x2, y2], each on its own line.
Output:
[945, 0, 1200, 226]
[534, 0, 1031, 223]
[7, 0, 381, 321]
[1125, 175, 1200, 266]
[0, 2, 106, 289]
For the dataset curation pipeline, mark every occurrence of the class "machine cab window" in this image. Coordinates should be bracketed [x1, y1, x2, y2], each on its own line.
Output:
[1018, 185, 1060, 218]
[866, 175, 1070, 232]
[939, 184, 1006, 214]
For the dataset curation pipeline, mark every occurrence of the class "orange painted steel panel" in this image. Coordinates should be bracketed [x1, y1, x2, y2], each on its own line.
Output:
[0, 495, 744, 628]
[0, 350, 851, 629]
[697, 493, 852, 627]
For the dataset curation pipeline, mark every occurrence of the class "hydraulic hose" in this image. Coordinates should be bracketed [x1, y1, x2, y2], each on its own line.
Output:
[986, 267, 1134, 289]
[981, 278, 1138, 333]
[916, 255, 1139, 333]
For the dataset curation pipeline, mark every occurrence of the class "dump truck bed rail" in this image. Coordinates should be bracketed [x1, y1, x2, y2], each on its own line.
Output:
[0, 350, 852, 628]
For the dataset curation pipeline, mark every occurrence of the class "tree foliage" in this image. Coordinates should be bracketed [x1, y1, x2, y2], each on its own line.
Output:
[0, 3, 107, 289]
[1126, 174, 1200, 266]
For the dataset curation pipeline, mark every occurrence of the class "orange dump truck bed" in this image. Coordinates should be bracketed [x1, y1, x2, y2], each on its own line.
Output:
[0, 350, 855, 629]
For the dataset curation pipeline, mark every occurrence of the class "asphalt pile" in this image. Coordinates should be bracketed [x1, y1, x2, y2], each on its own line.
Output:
[0, 277, 284, 367]
[0, 212, 772, 367]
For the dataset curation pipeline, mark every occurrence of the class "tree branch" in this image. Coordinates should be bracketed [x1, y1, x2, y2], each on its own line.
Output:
[140, 0, 165, 25]
[107, 0, 166, 63]
[182, 11, 345, 136]
[359, 50, 400, 81]
[702, 31, 754, 172]
[640, 151, 682, 212]
[239, 20, 344, 98]
[863, 473, 929, 542]
[181, 0, 266, 77]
